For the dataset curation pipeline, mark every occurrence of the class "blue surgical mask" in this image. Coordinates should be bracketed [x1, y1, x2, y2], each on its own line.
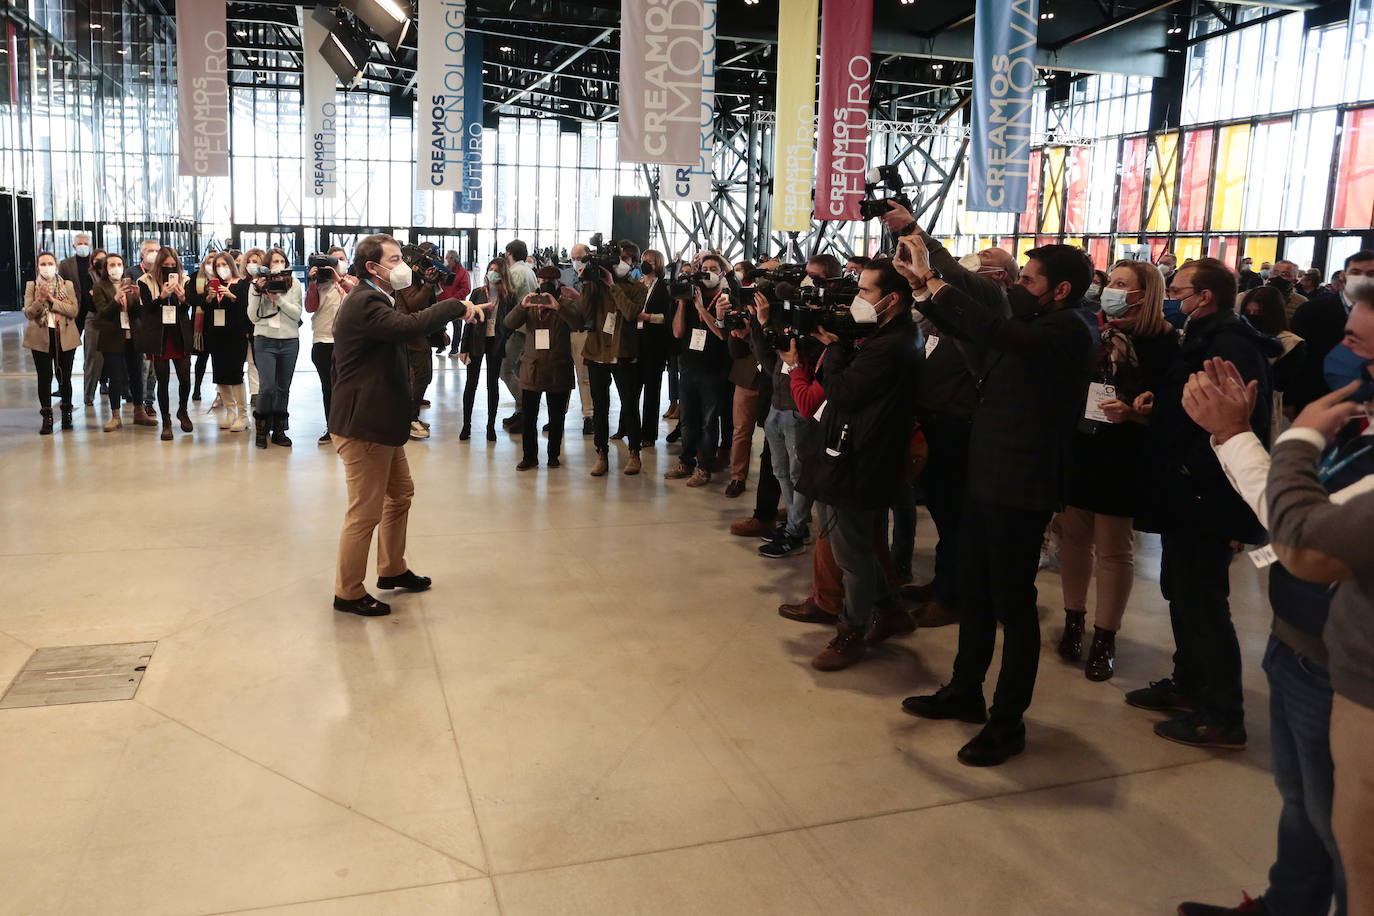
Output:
[1161, 298, 1187, 329]
[1099, 287, 1134, 318]
[1323, 343, 1374, 400]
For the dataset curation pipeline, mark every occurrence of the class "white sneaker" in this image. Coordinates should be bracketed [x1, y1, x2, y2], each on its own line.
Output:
[409, 420, 430, 440]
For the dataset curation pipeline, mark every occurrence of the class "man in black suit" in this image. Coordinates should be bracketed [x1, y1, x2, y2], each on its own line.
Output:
[1289, 250, 1374, 412]
[896, 238, 1097, 767]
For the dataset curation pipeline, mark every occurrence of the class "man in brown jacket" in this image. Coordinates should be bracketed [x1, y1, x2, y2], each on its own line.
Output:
[330, 234, 481, 617]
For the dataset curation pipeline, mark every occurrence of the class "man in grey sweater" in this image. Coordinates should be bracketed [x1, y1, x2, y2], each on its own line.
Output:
[1267, 377, 1374, 916]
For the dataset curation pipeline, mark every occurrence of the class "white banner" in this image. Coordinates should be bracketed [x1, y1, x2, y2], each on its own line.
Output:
[618, 0, 706, 165]
[175, 0, 229, 177]
[302, 9, 338, 199]
[417, 0, 468, 191]
[662, 0, 716, 201]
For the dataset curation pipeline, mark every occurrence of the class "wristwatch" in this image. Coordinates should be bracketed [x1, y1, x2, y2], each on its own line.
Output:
[714, 319, 726, 329]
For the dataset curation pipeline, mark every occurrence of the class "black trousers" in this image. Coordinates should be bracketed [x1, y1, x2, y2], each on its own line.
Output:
[521, 389, 569, 464]
[311, 342, 335, 424]
[104, 345, 144, 410]
[717, 379, 734, 450]
[1161, 530, 1244, 725]
[152, 356, 191, 418]
[462, 346, 501, 431]
[193, 351, 209, 394]
[588, 359, 642, 452]
[917, 413, 972, 607]
[950, 493, 1053, 724]
[639, 349, 668, 443]
[33, 334, 75, 410]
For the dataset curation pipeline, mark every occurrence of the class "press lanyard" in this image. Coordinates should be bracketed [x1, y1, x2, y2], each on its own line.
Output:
[1318, 441, 1374, 483]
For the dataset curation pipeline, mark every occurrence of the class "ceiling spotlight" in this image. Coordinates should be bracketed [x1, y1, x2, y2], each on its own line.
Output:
[139, 69, 150, 75]
[1040, 9, 1055, 19]
[236, 29, 247, 37]
[500, 45, 513, 53]
[1043, 70, 1056, 80]
[931, 62, 943, 71]
[744, 0, 759, 5]
[116, 48, 127, 54]
[319, 13, 371, 88]
[340, 0, 412, 52]
[90, 23, 103, 30]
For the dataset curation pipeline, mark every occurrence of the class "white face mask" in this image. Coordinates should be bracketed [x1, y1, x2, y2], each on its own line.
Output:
[384, 261, 412, 291]
[571, 258, 586, 272]
[108, 265, 124, 281]
[38, 264, 56, 280]
[702, 271, 723, 289]
[143, 251, 157, 265]
[487, 270, 501, 284]
[74, 244, 91, 258]
[216, 266, 232, 281]
[613, 261, 631, 279]
[1086, 282, 1101, 301]
[1099, 287, 1134, 317]
[958, 253, 982, 271]
[734, 270, 746, 284]
[850, 293, 880, 324]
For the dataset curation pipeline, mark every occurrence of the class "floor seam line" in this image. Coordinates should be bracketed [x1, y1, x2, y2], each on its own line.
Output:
[201, 877, 485, 915]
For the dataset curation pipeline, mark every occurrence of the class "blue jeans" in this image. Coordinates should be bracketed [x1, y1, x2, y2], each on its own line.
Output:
[679, 369, 722, 470]
[818, 502, 900, 630]
[765, 408, 813, 538]
[253, 336, 299, 419]
[1263, 636, 1346, 916]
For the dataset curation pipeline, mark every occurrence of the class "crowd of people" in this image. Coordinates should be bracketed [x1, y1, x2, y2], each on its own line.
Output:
[15, 220, 1374, 916]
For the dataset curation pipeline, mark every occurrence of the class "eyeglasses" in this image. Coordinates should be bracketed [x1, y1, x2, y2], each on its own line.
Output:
[1166, 286, 1196, 298]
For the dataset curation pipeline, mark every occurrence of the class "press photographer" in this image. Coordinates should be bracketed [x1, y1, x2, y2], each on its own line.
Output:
[305, 246, 357, 443]
[666, 254, 734, 486]
[896, 236, 1097, 768]
[796, 257, 921, 671]
[247, 248, 303, 448]
[394, 244, 453, 441]
[507, 289, 586, 472]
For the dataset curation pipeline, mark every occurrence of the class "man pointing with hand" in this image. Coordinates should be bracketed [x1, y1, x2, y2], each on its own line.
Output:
[330, 234, 484, 617]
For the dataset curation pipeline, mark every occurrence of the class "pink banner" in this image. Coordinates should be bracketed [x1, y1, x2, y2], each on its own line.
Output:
[814, 0, 872, 221]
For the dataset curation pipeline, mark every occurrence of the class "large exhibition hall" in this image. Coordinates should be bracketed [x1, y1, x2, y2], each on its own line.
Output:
[1, 0, 1372, 913]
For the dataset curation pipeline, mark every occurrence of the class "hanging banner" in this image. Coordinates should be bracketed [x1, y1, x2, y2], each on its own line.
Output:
[770, 0, 819, 231]
[417, 0, 467, 192]
[662, 0, 716, 202]
[302, 8, 338, 199]
[814, 0, 871, 221]
[175, 0, 229, 177]
[968, 0, 1039, 211]
[618, 0, 706, 165]
[456, 34, 483, 214]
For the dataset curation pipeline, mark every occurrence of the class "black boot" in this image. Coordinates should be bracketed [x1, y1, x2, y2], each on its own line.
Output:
[60, 404, 74, 430]
[1058, 610, 1086, 661]
[254, 412, 269, 449]
[39, 407, 53, 435]
[270, 412, 292, 447]
[459, 423, 471, 441]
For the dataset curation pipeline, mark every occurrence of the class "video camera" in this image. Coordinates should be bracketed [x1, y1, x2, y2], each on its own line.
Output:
[668, 270, 711, 301]
[585, 232, 624, 273]
[400, 243, 455, 285]
[307, 252, 341, 282]
[858, 165, 912, 220]
[759, 276, 865, 349]
[246, 262, 293, 294]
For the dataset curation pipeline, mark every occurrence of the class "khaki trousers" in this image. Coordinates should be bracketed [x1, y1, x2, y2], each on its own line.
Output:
[1056, 506, 1136, 631]
[334, 435, 414, 599]
[1332, 693, 1374, 916]
[730, 386, 759, 481]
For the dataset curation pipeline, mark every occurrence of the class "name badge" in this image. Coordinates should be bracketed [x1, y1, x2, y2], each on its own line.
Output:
[162, 304, 176, 325]
[813, 400, 827, 422]
[485, 314, 497, 337]
[535, 328, 551, 350]
[1249, 545, 1279, 569]
[925, 334, 939, 357]
[119, 312, 130, 330]
[602, 311, 617, 335]
[689, 328, 707, 351]
[267, 314, 281, 330]
[213, 310, 226, 327]
[1083, 381, 1116, 423]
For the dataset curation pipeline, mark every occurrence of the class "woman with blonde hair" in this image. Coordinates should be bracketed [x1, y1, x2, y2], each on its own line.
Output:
[22, 252, 80, 434]
[1056, 258, 1178, 681]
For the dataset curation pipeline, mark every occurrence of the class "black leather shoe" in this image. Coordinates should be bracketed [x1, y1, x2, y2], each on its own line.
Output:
[901, 685, 988, 723]
[334, 594, 391, 616]
[957, 720, 1026, 767]
[376, 570, 432, 591]
[582, 417, 594, 436]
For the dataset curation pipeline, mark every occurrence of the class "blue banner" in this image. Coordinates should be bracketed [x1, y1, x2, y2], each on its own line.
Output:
[455, 34, 483, 214]
[968, 0, 1039, 212]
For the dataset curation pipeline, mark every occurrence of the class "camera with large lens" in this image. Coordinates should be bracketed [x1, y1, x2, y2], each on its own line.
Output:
[668, 270, 711, 300]
[858, 164, 913, 220]
[585, 232, 623, 273]
[400, 243, 455, 286]
[246, 262, 293, 294]
[308, 252, 340, 282]
[760, 276, 866, 349]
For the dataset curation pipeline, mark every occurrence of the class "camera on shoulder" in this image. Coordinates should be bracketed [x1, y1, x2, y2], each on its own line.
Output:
[400, 243, 455, 285]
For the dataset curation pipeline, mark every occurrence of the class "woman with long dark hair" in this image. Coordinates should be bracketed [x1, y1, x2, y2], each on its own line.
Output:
[202, 251, 252, 432]
[458, 257, 514, 442]
[248, 247, 303, 448]
[91, 254, 154, 431]
[136, 246, 195, 441]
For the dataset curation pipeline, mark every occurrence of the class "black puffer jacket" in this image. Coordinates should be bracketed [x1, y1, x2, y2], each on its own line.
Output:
[1137, 309, 1280, 541]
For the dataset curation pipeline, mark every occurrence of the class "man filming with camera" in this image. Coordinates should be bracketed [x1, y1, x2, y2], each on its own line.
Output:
[393, 245, 455, 441]
[330, 234, 483, 617]
[795, 257, 922, 671]
[895, 234, 1097, 767]
[305, 245, 357, 444]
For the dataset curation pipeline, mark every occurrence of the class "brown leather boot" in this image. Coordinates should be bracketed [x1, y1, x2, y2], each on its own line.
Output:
[914, 601, 961, 628]
[623, 451, 641, 476]
[133, 405, 157, 426]
[1058, 610, 1086, 661]
[590, 449, 609, 477]
[730, 515, 776, 537]
[778, 598, 836, 625]
[1085, 628, 1116, 681]
[812, 624, 866, 671]
[865, 605, 916, 644]
[177, 406, 193, 432]
[160, 421, 173, 441]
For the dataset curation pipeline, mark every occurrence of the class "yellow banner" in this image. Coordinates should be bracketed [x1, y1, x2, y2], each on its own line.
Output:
[771, 0, 818, 232]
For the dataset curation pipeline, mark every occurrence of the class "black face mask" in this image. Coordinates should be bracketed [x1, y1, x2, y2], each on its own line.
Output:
[639, 261, 653, 276]
[1008, 286, 1044, 318]
[1269, 276, 1292, 293]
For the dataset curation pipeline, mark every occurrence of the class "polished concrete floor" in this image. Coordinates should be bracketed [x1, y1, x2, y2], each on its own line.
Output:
[0, 314, 1283, 915]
